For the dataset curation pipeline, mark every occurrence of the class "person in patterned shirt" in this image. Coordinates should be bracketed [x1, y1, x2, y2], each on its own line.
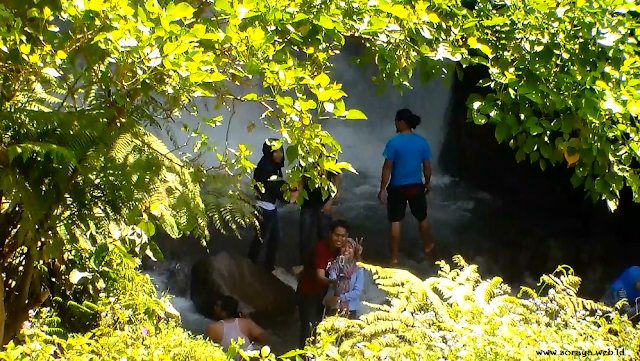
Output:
[323, 237, 364, 320]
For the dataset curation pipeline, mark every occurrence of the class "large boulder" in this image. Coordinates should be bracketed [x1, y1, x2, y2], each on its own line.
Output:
[190, 251, 297, 325]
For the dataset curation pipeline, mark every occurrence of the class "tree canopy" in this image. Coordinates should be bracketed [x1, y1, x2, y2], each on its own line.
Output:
[1, 0, 640, 356]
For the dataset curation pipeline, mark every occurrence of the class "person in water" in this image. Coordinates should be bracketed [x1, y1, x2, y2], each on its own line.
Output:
[378, 108, 434, 265]
[248, 138, 298, 272]
[298, 159, 342, 266]
[601, 266, 640, 318]
[323, 237, 364, 320]
[296, 219, 350, 348]
[206, 295, 267, 354]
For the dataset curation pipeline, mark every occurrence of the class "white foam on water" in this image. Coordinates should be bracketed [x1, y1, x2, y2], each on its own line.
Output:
[168, 296, 211, 336]
[146, 269, 212, 336]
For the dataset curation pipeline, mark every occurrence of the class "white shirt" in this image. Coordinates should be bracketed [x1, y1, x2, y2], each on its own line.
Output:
[256, 200, 276, 210]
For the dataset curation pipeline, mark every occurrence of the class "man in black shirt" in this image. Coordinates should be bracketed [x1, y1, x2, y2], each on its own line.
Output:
[248, 139, 298, 272]
[298, 167, 341, 266]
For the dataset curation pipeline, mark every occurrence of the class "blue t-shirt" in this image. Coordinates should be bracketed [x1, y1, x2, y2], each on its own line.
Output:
[382, 133, 432, 186]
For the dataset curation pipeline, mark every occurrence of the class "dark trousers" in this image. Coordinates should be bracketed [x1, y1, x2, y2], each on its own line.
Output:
[248, 207, 280, 272]
[297, 291, 325, 349]
[299, 206, 332, 264]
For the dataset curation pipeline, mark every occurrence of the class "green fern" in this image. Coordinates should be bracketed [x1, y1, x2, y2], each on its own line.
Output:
[314, 256, 638, 360]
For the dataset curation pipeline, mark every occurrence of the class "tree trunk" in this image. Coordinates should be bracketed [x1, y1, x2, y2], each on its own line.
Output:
[1, 286, 49, 346]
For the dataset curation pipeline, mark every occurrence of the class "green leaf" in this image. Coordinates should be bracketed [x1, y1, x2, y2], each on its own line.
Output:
[333, 100, 346, 116]
[88, 0, 104, 11]
[91, 243, 110, 270]
[479, 45, 492, 57]
[345, 109, 367, 120]
[336, 162, 357, 174]
[427, 13, 440, 23]
[209, 72, 226, 82]
[467, 37, 478, 48]
[529, 125, 544, 135]
[386, 5, 409, 19]
[529, 151, 540, 163]
[524, 93, 543, 104]
[138, 220, 156, 237]
[570, 173, 584, 188]
[145, 242, 164, 262]
[317, 15, 335, 29]
[314, 73, 331, 88]
[539, 143, 552, 159]
[205, 115, 224, 126]
[286, 145, 298, 164]
[215, 0, 233, 12]
[145, 0, 159, 12]
[169, 2, 195, 19]
[472, 112, 487, 125]
[595, 177, 608, 193]
[494, 122, 511, 143]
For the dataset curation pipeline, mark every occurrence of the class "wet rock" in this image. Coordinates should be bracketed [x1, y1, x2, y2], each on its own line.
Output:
[358, 270, 388, 317]
[190, 251, 297, 324]
[272, 267, 298, 290]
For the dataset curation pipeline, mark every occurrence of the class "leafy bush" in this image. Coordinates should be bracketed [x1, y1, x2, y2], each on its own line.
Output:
[0, 248, 273, 361]
[2, 310, 228, 361]
[314, 256, 640, 360]
[6, 255, 637, 361]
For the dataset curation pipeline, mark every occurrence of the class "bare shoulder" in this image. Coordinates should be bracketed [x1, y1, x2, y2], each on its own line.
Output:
[206, 321, 222, 341]
[239, 317, 259, 329]
[239, 318, 264, 336]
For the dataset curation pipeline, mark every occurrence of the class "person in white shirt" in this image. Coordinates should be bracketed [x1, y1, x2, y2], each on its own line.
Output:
[206, 296, 267, 356]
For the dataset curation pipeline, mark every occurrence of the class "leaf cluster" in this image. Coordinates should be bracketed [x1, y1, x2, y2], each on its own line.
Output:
[312, 256, 639, 360]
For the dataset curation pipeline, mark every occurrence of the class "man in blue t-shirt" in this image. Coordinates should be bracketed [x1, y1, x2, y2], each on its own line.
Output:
[378, 108, 434, 264]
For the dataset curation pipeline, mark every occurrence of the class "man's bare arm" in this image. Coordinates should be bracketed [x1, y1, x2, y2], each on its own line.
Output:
[422, 160, 432, 185]
[380, 160, 393, 191]
[333, 174, 342, 196]
[316, 268, 331, 286]
[247, 320, 268, 345]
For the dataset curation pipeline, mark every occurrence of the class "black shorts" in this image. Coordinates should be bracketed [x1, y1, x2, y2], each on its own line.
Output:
[386, 183, 428, 223]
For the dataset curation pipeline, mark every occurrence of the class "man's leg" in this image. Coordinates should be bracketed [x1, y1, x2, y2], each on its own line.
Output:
[386, 187, 406, 265]
[299, 207, 317, 265]
[309, 295, 326, 342]
[408, 185, 433, 255]
[264, 209, 280, 272]
[247, 207, 267, 264]
[389, 222, 402, 264]
[297, 293, 312, 349]
[419, 218, 433, 254]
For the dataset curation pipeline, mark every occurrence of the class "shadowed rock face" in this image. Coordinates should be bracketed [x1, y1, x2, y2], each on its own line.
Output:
[190, 252, 297, 325]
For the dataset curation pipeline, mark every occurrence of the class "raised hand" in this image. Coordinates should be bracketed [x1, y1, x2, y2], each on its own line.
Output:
[354, 237, 364, 257]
